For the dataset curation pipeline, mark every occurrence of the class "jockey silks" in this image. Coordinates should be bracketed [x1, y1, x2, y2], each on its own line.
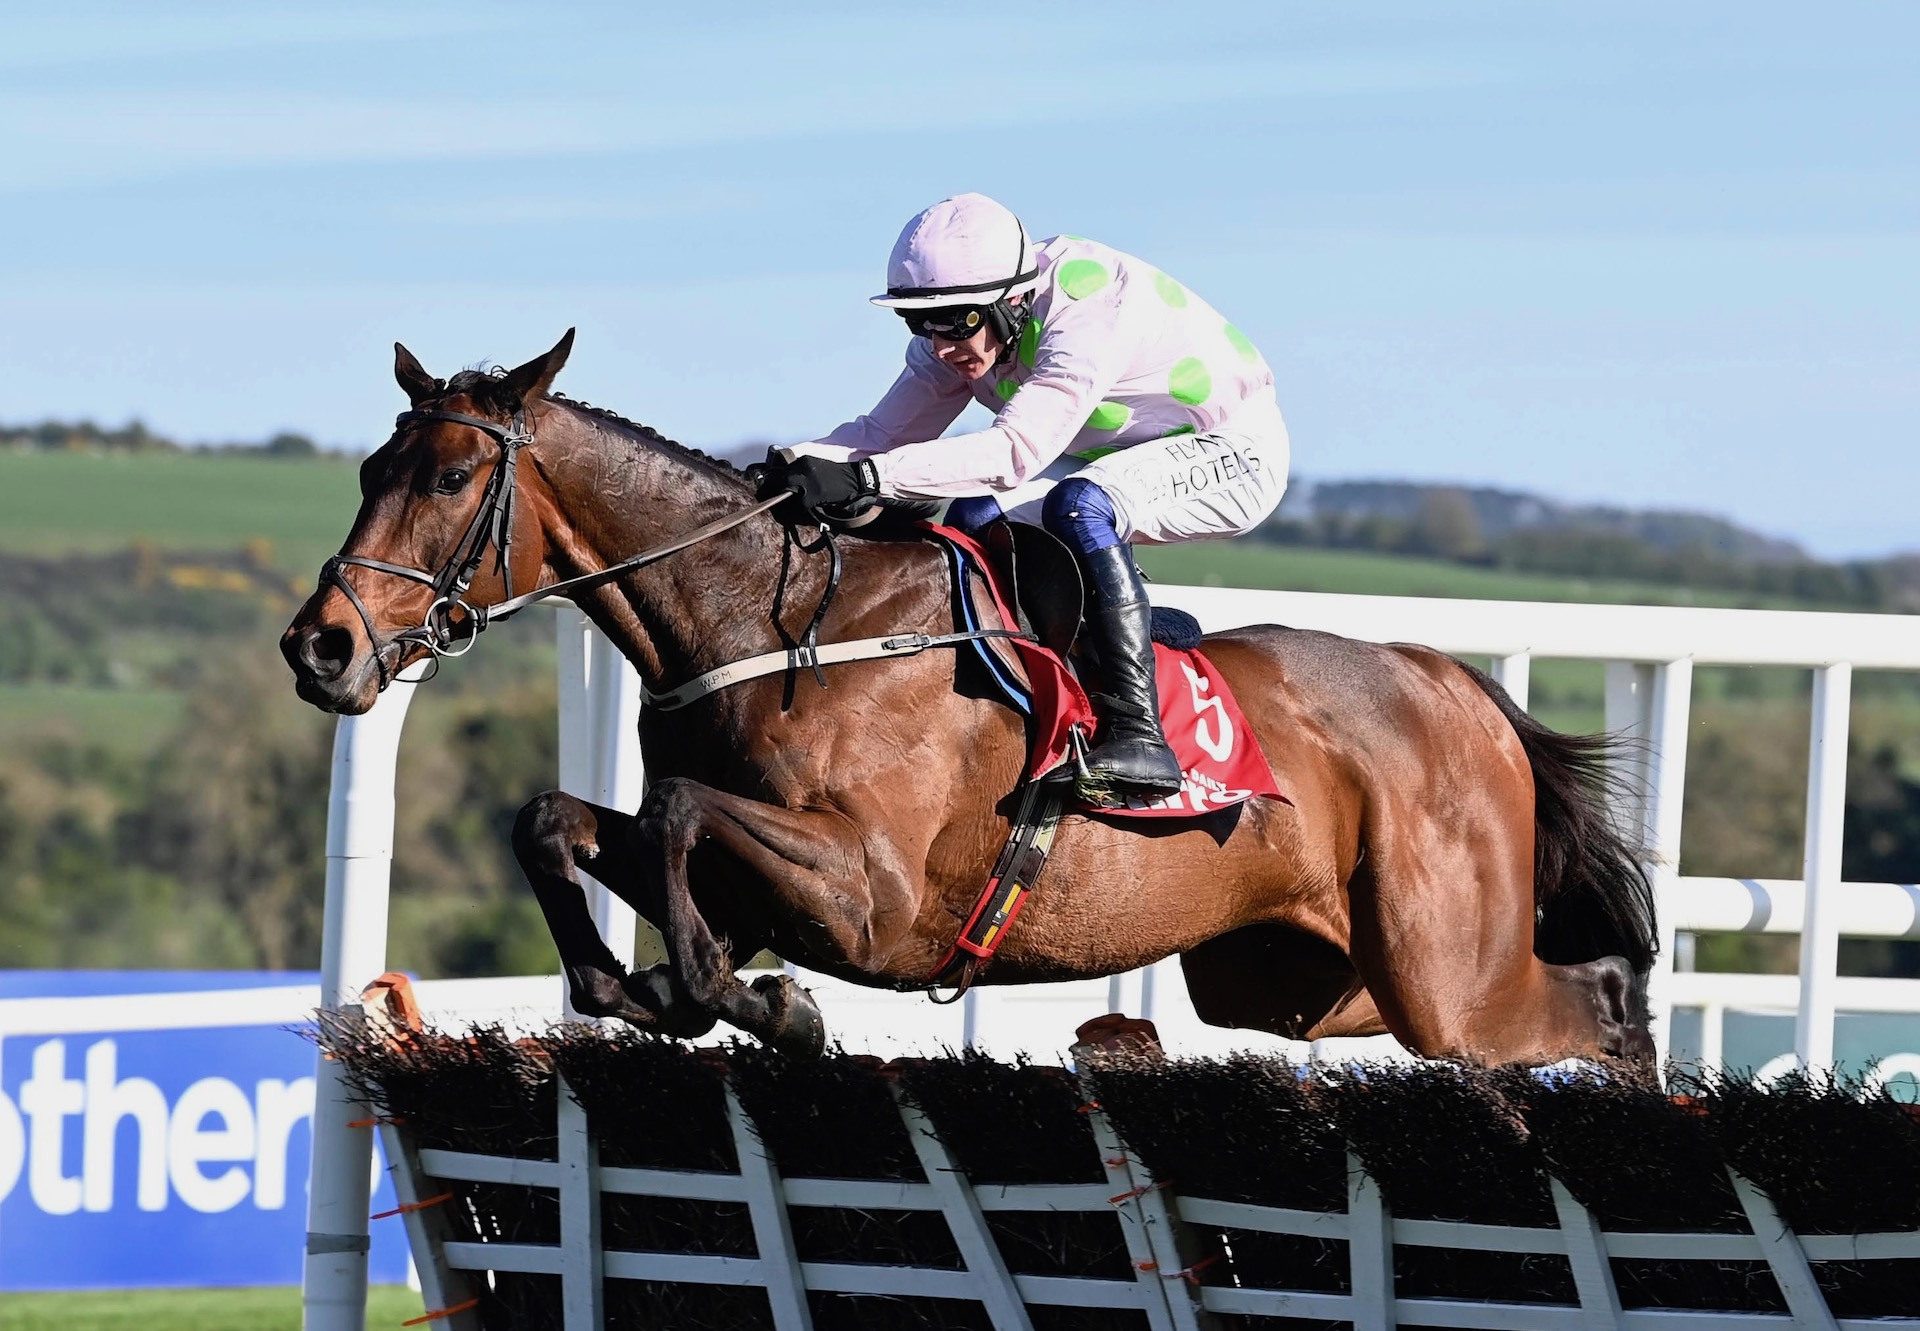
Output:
[798, 235, 1287, 504]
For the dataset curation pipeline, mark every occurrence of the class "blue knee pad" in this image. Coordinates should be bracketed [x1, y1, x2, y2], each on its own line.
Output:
[1041, 478, 1122, 555]
[944, 495, 1005, 536]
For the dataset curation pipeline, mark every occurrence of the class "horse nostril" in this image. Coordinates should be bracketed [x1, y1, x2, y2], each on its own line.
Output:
[299, 626, 354, 681]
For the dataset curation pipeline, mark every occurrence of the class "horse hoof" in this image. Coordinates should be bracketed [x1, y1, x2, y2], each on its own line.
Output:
[622, 968, 719, 1040]
[752, 973, 827, 1059]
[567, 966, 634, 1020]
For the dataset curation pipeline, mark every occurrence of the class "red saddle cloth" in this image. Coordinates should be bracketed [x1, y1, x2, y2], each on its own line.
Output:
[930, 524, 1287, 819]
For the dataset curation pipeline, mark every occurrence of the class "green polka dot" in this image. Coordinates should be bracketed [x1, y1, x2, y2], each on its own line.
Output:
[1153, 272, 1188, 308]
[1085, 401, 1132, 432]
[1018, 318, 1040, 368]
[994, 378, 1020, 401]
[1162, 424, 1196, 437]
[1057, 259, 1110, 300]
[1168, 357, 1212, 405]
[1224, 323, 1259, 363]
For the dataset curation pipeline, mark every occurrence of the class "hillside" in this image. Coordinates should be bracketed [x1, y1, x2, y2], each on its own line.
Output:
[0, 450, 360, 574]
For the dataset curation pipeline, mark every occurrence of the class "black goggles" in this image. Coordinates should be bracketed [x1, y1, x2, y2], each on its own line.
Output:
[900, 305, 990, 340]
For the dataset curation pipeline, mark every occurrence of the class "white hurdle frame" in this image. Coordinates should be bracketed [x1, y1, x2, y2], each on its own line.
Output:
[368, 1037, 1920, 1331]
[304, 592, 1920, 1326]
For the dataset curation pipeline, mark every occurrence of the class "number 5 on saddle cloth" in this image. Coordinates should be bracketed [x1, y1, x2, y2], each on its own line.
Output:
[923, 521, 1287, 995]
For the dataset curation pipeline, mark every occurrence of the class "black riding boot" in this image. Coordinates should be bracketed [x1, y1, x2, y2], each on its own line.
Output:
[1074, 544, 1185, 803]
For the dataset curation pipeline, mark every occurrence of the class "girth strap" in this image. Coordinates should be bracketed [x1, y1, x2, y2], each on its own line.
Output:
[643, 628, 1030, 711]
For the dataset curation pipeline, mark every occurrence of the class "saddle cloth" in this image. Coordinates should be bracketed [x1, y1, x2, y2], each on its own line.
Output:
[926, 523, 1287, 819]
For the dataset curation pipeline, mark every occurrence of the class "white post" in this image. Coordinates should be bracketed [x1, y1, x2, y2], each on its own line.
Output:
[587, 631, 642, 968]
[1603, 660, 1692, 1066]
[1795, 662, 1853, 1070]
[1345, 1151, 1392, 1331]
[556, 1076, 605, 1331]
[304, 679, 419, 1331]
[1490, 651, 1531, 712]
[557, 611, 598, 1021]
[961, 988, 982, 1050]
[556, 614, 645, 1018]
[1700, 1000, 1725, 1071]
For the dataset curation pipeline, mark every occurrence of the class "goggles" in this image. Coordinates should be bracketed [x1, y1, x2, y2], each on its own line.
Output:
[900, 305, 990, 341]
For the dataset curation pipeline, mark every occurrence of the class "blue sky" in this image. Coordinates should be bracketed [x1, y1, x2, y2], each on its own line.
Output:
[3, 3, 1914, 557]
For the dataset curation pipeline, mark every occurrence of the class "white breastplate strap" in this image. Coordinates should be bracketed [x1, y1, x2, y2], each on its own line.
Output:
[642, 628, 1028, 711]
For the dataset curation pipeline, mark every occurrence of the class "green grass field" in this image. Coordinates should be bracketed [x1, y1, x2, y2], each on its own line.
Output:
[0, 451, 362, 574]
[0, 681, 186, 759]
[0, 1286, 422, 1330]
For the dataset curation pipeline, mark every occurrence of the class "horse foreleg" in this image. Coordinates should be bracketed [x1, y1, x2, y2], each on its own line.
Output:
[636, 776, 883, 1058]
[510, 789, 716, 1037]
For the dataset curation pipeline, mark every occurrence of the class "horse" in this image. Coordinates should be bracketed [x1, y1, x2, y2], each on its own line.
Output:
[282, 331, 1658, 1068]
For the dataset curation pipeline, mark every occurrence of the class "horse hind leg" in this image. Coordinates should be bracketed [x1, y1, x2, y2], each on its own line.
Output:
[1349, 811, 1641, 1067]
[510, 790, 716, 1038]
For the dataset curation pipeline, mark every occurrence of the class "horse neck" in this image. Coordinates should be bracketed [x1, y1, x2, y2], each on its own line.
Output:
[533, 404, 810, 691]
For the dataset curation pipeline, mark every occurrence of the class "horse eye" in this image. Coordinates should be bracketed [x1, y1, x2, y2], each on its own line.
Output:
[434, 468, 471, 495]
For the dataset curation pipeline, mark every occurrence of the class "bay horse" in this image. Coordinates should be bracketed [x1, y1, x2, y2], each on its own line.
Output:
[282, 331, 1657, 1068]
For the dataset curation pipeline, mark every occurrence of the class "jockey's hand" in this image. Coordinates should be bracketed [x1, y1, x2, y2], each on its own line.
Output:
[755, 451, 881, 523]
[788, 456, 880, 515]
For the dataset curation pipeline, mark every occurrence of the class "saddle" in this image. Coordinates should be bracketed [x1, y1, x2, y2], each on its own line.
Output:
[926, 520, 1282, 817]
[958, 519, 1207, 700]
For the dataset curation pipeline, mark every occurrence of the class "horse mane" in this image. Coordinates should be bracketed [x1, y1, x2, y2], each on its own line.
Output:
[441, 367, 747, 485]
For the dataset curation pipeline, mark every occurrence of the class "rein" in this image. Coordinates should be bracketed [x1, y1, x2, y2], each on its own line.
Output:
[320, 403, 1027, 697]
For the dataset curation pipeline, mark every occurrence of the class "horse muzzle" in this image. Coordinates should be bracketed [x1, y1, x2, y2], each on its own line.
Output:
[281, 616, 382, 715]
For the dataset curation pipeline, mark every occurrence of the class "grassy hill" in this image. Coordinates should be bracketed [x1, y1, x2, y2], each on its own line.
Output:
[0, 450, 362, 574]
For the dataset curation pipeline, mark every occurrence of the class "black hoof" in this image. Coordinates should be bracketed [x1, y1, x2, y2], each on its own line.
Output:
[752, 972, 827, 1059]
[567, 965, 638, 1021]
[622, 967, 719, 1040]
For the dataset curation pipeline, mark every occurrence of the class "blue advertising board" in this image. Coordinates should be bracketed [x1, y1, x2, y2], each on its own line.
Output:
[0, 972, 410, 1291]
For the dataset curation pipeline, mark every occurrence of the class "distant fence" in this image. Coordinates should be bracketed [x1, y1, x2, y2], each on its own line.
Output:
[326, 1003, 1920, 1331]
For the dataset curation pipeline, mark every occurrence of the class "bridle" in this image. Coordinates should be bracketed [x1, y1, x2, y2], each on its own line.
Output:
[318, 404, 788, 687]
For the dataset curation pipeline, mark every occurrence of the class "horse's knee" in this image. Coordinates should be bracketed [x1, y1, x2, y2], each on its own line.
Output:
[637, 777, 703, 847]
[512, 789, 597, 870]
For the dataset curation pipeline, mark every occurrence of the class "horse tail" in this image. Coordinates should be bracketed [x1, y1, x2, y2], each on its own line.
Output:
[1458, 662, 1659, 985]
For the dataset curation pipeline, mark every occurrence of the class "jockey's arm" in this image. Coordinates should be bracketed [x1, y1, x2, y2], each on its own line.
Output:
[787, 340, 970, 462]
[869, 289, 1143, 502]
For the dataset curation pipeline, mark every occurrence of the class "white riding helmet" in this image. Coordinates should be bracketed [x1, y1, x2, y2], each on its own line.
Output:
[869, 193, 1043, 312]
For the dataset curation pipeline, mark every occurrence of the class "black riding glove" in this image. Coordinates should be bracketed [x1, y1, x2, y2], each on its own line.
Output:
[789, 455, 880, 514]
[751, 450, 881, 522]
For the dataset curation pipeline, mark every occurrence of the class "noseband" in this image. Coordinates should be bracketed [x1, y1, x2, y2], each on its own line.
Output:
[319, 405, 789, 687]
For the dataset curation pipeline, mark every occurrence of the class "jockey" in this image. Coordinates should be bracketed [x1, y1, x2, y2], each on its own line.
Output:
[760, 193, 1290, 803]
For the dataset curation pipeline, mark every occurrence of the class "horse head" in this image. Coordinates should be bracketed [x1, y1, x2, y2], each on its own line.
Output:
[281, 330, 575, 714]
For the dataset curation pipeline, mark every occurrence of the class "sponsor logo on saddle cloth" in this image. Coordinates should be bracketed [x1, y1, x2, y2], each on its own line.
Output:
[1069, 644, 1287, 817]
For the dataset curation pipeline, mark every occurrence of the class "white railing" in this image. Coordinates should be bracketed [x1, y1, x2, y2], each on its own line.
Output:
[376, 1048, 1920, 1331]
[303, 591, 1920, 1328]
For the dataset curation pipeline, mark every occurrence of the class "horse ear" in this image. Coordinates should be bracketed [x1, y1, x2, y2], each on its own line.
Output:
[499, 328, 576, 407]
[394, 342, 440, 405]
